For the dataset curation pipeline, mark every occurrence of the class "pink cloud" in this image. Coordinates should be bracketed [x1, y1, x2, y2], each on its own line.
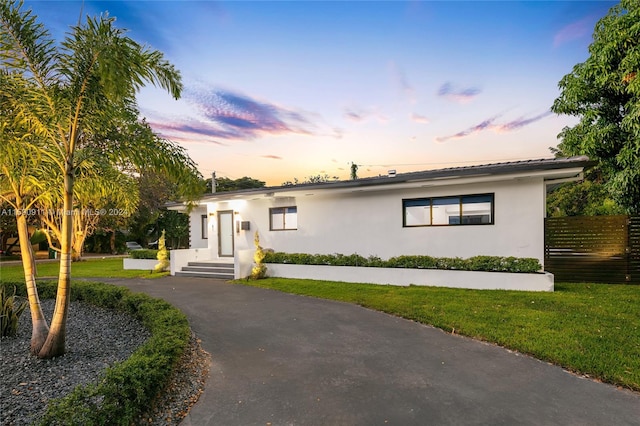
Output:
[411, 113, 429, 124]
[436, 115, 501, 143]
[343, 107, 388, 124]
[553, 16, 595, 47]
[261, 155, 282, 160]
[437, 82, 481, 104]
[147, 87, 338, 144]
[494, 111, 553, 133]
[390, 61, 416, 103]
[436, 111, 551, 143]
[344, 109, 365, 122]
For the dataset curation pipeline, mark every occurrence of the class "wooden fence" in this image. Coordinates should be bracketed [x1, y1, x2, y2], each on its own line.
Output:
[544, 215, 640, 284]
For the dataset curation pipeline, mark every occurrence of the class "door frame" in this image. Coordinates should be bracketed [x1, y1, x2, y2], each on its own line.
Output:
[217, 210, 234, 257]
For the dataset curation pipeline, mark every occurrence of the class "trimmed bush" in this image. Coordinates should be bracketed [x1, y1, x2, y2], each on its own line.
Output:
[263, 252, 542, 274]
[129, 249, 170, 260]
[0, 280, 190, 425]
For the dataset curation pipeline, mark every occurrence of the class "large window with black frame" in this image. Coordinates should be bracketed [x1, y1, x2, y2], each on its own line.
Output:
[403, 194, 494, 227]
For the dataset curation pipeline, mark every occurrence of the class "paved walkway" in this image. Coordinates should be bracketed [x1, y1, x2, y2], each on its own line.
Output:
[112, 276, 640, 426]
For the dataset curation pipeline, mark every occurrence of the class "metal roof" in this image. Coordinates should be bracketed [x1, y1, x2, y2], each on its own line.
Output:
[169, 156, 592, 206]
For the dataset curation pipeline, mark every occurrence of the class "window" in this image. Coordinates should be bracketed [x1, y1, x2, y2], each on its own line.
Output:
[403, 193, 493, 227]
[404, 199, 431, 226]
[270, 206, 297, 230]
[201, 215, 208, 239]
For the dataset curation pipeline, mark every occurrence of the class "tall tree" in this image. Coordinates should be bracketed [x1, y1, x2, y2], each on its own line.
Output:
[281, 174, 339, 186]
[128, 169, 182, 248]
[546, 171, 626, 217]
[1, 1, 201, 358]
[38, 161, 139, 261]
[204, 176, 266, 193]
[551, 0, 640, 214]
[0, 129, 53, 354]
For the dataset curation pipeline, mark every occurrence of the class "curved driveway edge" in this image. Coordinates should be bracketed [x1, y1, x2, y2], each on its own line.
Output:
[110, 276, 640, 426]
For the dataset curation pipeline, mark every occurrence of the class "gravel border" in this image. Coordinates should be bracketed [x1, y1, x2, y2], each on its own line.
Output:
[0, 300, 210, 425]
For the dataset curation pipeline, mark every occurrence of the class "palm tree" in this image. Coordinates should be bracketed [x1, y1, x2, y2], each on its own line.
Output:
[1, 1, 196, 358]
[0, 126, 53, 354]
[38, 160, 139, 262]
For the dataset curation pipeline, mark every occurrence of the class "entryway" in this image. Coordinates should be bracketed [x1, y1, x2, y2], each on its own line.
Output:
[217, 210, 234, 257]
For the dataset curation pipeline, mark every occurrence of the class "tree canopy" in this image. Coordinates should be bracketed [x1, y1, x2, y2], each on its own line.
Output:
[204, 176, 266, 193]
[551, 0, 640, 214]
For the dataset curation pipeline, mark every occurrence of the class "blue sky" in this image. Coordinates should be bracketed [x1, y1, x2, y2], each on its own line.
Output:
[26, 0, 616, 185]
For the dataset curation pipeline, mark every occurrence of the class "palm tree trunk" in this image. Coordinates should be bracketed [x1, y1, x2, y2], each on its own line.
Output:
[16, 212, 50, 355]
[38, 168, 73, 358]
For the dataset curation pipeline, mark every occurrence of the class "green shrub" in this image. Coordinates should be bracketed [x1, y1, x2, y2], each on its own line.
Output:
[0, 280, 190, 425]
[0, 285, 28, 337]
[250, 232, 267, 280]
[263, 252, 542, 274]
[154, 231, 170, 273]
[129, 249, 170, 260]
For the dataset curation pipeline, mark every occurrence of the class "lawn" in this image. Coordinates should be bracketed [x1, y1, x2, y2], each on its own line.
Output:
[0, 257, 168, 282]
[240, 277, 640, 392]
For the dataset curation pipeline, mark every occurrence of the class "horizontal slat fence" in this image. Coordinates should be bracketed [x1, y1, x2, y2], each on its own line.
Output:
[631, 216, 640, 283]
[545, 215, 639, 284]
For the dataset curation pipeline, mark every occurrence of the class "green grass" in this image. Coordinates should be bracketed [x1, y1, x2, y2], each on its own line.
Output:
[0, 257, 168, 282]
[239, 278, 640, 392]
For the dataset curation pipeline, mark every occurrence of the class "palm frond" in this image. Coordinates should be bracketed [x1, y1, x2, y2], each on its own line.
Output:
[0, 0, 58, 85]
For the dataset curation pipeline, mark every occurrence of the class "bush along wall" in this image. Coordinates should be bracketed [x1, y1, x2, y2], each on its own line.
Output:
[129, 249, 171, 260]
[0, 280, 190, 426]
[263, 252, 542, 274]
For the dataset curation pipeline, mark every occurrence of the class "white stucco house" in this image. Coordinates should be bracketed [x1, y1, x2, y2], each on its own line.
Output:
[167, 156, 591, 289]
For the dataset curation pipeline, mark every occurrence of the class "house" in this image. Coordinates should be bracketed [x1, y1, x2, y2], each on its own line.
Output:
[168, 156, 591, 283]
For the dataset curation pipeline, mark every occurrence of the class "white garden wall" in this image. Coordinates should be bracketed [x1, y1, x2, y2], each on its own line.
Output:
[170, 247, 217, 275]
[123, 258, 158, 270]
[265, 263, 554, 292]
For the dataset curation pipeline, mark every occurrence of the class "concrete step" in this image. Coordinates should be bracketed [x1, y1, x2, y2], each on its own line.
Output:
[177, 260, 234, 279]
[182, 266, 234, 273]
[188, 262, 233, 268]
[175, 271, 234, 279]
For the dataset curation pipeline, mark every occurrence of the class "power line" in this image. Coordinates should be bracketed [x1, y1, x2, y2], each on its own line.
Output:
[360, 156, 555, 168]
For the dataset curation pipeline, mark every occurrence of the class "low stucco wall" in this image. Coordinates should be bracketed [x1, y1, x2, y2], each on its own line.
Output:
[235, 249, 254, 279]
[265, 263, 554, 292]
[123, 258, 158, 271]
[170, 248, 212, 275]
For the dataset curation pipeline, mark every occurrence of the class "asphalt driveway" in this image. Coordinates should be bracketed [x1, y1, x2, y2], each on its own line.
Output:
[112, 276, 640, 426]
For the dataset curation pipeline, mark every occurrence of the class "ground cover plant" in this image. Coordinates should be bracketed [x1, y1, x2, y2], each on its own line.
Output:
[0, 257, 169, 282]
[0, 280, 190, 425]
[240, 278, 640, 392]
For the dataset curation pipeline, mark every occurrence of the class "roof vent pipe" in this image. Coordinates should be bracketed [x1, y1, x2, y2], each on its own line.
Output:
[388, 169, 396, 177]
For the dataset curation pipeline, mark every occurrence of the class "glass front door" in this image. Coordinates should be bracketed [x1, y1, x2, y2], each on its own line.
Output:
[217, 210, 234, 257]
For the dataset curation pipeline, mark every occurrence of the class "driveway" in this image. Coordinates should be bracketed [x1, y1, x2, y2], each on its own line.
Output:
[112, 276, 640, 426]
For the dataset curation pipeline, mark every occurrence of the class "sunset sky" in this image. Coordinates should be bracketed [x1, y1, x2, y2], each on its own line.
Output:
[26, 0, 616, 185]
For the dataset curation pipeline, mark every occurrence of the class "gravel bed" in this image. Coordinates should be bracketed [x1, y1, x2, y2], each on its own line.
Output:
[0, 299, 210, 426]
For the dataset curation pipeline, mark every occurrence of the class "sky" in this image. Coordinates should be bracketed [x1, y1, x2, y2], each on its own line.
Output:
[25, 0, 617, 185]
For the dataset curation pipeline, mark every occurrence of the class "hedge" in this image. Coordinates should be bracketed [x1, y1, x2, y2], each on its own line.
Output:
[263, 252, 542, 274]
[129, 249, 170, 260]
[0, 280, 190, 425]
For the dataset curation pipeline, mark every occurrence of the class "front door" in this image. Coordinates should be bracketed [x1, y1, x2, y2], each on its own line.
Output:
[217, 210, 234, 257]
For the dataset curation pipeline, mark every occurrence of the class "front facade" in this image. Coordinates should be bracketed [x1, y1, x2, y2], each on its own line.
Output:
[169, 157, 591, 278]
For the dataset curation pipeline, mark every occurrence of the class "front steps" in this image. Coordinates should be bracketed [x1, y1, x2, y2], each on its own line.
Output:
[175, 261, 234, 279]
